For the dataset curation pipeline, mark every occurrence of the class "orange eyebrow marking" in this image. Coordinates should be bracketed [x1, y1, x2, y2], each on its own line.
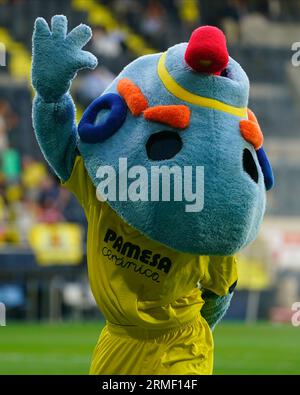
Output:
[247, 108, 258, 123]
[117, 78, 148, 116]
[144, 105, 191, 129]
[240, 108, 263, 150]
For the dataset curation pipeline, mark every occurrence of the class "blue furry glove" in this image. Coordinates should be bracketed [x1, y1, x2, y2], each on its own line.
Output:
[32, 15, 97, 102]
[201, 289, 234, 331]
[32, 15, 97, 181]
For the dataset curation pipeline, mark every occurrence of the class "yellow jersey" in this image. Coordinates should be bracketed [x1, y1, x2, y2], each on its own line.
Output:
[63, 156, 237, 329]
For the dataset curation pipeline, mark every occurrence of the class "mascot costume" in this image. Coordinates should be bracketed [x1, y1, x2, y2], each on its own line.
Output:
[31, 15, 274, 374]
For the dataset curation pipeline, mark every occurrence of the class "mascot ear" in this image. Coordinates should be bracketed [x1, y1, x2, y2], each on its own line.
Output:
[256, 147, 274, 191]
[78, 93, 127, 143]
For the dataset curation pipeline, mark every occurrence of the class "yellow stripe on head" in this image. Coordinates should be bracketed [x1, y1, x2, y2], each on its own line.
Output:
[157, 52, 247, 118]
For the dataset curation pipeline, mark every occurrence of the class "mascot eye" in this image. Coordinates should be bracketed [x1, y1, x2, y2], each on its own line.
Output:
[146, 131, 183, 161]
[78, 93, 127, 143]
[243, 148, 259, 184]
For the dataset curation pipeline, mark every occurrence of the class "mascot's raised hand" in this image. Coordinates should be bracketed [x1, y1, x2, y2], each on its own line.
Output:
[32, 15, 97, 101]
[32, 15, 97, 181]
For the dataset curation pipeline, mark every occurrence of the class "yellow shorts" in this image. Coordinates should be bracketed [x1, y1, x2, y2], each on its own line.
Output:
[90, 315, 214, 375]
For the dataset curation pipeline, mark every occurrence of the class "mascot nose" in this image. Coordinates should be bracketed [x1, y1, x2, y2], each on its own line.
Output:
[184, 26, 229, 75]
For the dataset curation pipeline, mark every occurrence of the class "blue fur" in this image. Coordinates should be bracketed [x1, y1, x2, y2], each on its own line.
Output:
[32, 93, 77, 181]
[256, 147, 274, 191]
[201, 291, 234, 330]
[78, 93, 127, 143]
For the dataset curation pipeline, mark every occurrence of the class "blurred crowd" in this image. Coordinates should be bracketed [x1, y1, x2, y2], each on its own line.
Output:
[73, 67, 116, 108]
[0, 98, 86, 247]
[89, 0, 300, 56]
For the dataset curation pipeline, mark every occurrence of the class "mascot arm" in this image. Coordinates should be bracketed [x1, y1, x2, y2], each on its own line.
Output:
[201, 289, 235, 331]
[31, 15, 97, 181]
[200, 256, 238, 330]
[33, 93, 78, 181]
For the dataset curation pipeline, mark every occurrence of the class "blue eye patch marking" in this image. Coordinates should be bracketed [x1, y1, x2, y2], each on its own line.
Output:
[256, 147, 274, 191]
[78, 93, 127, 144]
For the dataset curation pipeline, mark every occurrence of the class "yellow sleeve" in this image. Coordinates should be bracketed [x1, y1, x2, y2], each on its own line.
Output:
[199, 256, 238, 296]
[61, 156, 97, 214]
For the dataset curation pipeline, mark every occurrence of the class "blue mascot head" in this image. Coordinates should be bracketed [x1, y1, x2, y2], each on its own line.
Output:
[77, 26, 274, 255]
